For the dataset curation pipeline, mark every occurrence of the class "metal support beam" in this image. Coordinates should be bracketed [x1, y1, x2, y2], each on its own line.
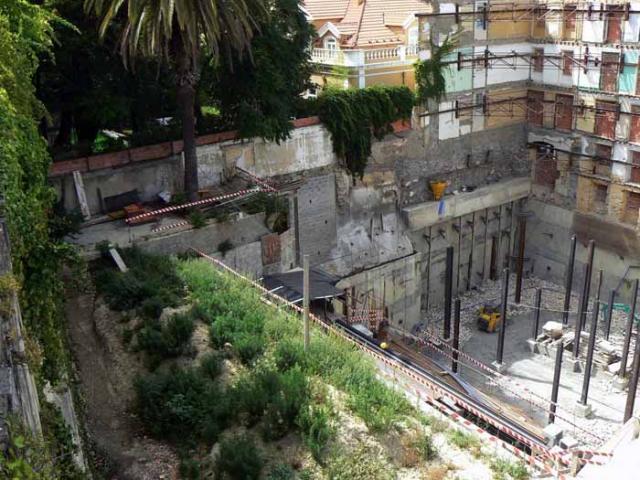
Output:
[497, 268, 510, 365]
[580, 270, 603, 406]
[515, 214, 527, 303]
[624, 322, 640, 422]
[604, 289, 616, 341]
[574, 240, 595, 358]
[580, 240, 596, 331]
[444, 246, 454, 340]
[453, 298, 461, 373]
[620, 279, 639, 378]
[532, 288, 542, 339]
[562, 235, 577, 325]
[548, 342, 564, 424]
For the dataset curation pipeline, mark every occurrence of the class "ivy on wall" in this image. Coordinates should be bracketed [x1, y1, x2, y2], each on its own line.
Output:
[414, 32, 460, 104]
[318, 85, 414, 179]
[0, 0, 76, 382]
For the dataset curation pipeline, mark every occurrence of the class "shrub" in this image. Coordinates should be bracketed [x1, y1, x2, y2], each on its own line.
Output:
[327, 444, 394, 480]
[273, 339, 305, 372]
[134, 367, 229, 444]
[266, 463, 296, 480]
[95, 248, 183, 316]
[234, 332, 266, 365]
[179, 458, 200, 479]
[446, 430, 481, 457]
[215, 434, 263, 480]
[200, 352, 223, 380]
[416, 433, 437, 462]
[490, 459, 529, 480]
[296, 403, 335, 462]
[261, 368, 310, 440]
[187, 209, 207, 229]
[137, 313, 195, 367]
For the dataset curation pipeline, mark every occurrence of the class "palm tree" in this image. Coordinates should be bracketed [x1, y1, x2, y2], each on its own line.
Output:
[85, 0, 267, 200]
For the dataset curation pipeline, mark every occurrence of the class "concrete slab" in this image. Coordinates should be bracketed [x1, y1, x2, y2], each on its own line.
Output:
[574, 401, 594, 418]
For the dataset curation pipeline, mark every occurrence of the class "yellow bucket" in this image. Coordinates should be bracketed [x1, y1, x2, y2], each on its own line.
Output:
[429, 181, 447, 201]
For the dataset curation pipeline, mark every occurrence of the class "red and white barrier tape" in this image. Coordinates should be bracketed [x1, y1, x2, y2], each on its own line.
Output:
[126, 187, 267, 223]
[235, 167, 278, 192]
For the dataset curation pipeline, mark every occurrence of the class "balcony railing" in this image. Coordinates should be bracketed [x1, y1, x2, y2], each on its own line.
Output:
[311, 45, 419, 67]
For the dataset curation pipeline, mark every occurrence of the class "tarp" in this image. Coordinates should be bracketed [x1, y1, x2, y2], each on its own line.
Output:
[263, 268, 343, 303]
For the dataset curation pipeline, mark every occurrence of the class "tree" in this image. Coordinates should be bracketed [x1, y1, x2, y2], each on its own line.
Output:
[85, 0, 268, 200]
[202, 0, 314, 143]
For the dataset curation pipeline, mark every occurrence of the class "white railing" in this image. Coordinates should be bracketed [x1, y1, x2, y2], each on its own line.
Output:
[311, 45, 420, 67]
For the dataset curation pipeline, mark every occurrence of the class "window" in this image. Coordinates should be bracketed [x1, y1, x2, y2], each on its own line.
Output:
[534, 144, 558, 188]
[595, 101, 618, 139]
[324, 36, 337, 51]
[528, 90, 544, 126]
[594, 144, 612, 177]
[606, 5, 624, 44]
[631, 151, 640, 183]
[554, 94, 574, 130]
[408, 27, 419, 48]
[562, 51, 574, 76]
[624, 191, 640, 224]
[563, 5, 577, 39]
[600, 52, 620, 92]
[533, 48, 544, 72]
[630, 106, 640, 143]
[594, 184, 608, 204]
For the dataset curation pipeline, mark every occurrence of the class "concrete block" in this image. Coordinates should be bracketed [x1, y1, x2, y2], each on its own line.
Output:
[560, 435, 579, 450]
[492, 361, 508, 374]
[568, 357, 582, 373]
[574, 401, 593, 418]
[526, 338, 539, 353]
[543, 423, 564, 447]
[613, 376, 629, 391]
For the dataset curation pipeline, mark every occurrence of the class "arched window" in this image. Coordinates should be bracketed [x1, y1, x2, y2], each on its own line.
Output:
[324, 36, 337, 51]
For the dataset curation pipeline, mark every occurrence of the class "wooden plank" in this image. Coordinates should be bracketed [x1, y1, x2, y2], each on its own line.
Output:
[72, 170, 91, 220]
[108, 248, 128, 272]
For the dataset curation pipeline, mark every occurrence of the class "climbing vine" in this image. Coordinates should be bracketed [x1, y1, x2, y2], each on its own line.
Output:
[0, 0, 76, 382]
[318, 85, 414, 179]
[414, 32, 460, 104]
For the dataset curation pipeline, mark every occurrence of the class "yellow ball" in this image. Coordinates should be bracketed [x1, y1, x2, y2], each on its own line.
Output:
[380, 342, 389, 350]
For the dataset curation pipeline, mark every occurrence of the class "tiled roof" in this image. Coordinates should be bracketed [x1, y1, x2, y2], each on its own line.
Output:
[304, 0, 431, 47]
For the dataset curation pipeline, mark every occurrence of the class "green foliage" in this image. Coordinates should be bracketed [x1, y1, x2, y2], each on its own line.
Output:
[187, 209, 207, 229]
[266, 463, 296, 480]
[200, 351, 224, 380]
[91, 131, 128, 153]
[202, 0, 315, 142]
[490, 459, 529, 480]
[327, 444, 395, 480]
[95, 247, 183, 315]
[297, 403, 335, 462]
[134, 367, 230, 445]
[446, 429, 481, 457]
[414, 433, 437, 462]
[0, 0, 78, 382]
[136, 312, 195, 367]
[273, 338, 305, 372]
[179, 458, 201, 479]
[415, 32, 460, 104]
[215, 434, 263, 480]
[318, 85, 414, 179]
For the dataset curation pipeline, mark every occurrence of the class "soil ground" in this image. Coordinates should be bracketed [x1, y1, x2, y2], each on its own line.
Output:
[66, 291, 179, 479]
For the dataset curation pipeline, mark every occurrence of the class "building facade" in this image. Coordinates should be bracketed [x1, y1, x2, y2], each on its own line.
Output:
[303, 0, 431, 89]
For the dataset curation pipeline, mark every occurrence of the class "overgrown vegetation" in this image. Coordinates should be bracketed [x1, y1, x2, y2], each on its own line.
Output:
[318, 85, 415, 179]
[136, 311, 195, 368]
[95, 247, 184, 316]
[490, 458, 530, 480]
[415, 32, 460, 104]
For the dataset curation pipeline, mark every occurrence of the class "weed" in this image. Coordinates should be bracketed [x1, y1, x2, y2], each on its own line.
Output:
[421, 415, 449, 434]
[273, 339, 305, 372]
[215, 434, 263, 480]
[234, 332, 266, 365]
[266, 463, 296, 480]
[296, 403, 335, 462]
[200, 352, 223, 380]
[187, 209, 207, 229]
[327, 444, 394, 480]
[446, 429, 481, 457]
[416, 432, 438, 461]
[490, 458, 529, 480]
[425, 463, 457, 480]
[136, 312, 195, 367]
[179, 457, 200, 479]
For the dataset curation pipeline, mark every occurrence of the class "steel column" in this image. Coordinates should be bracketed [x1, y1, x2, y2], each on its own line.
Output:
[580, 270, 603, 406]
[604, 289, 616, 341]
[444, 246, 454, 340]
[574, 240, 595, 358]
[515, 214, 527, 304]
[532, 288, 542, 339]
[497, 268, 510, 365]
[548, 342, 564, 424]
[619, 279, 639, 378]
[453, 298, 461, 373]
[562, 235, 577, 325]
[624, 325, 640, 422]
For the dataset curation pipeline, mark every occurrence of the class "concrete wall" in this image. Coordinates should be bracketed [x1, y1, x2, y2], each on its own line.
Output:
[297, 174, 338, 265]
